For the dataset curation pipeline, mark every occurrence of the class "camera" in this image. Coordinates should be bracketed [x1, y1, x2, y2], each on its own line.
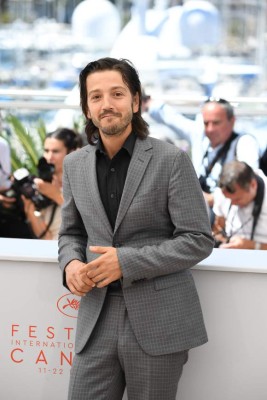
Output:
[12, 157, 55, 211]
[213, 231, 231, 248]
[214, 239, 223, 248]
[0, 157, 55, 238]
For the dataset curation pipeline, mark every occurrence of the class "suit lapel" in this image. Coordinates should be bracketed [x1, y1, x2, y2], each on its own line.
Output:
[114, 137, 153, 233]
[82, 147, 113, 238]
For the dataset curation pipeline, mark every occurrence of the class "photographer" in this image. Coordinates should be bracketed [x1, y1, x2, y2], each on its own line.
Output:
[213, 160, 267, 250]
[0, 137, 32, 238]
[147, 97, 260, 225]
[22, 128, 83, 240]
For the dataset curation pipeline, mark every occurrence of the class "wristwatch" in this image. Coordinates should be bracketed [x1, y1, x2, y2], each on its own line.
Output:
[254, 242, 261, 250]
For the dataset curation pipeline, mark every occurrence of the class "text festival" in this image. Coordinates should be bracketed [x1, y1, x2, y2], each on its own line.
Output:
[9, 324, 74, 365]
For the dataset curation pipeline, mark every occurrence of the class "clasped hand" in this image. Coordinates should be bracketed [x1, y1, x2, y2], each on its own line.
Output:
[65, 246, 122, 297]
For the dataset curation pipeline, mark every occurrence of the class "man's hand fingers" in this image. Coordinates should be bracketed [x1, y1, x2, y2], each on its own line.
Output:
[67, 282, 87, 297]
[65, 260, 96, 296]
[67, 277, 95, 297]
[96, 278, 112, 288]
[89, 245, 110, 254]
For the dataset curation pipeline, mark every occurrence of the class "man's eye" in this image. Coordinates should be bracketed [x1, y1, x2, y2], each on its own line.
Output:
[91, 95, 100, 101]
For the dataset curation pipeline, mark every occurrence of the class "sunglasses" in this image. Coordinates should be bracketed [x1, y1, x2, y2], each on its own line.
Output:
[204, 97, 229, 105]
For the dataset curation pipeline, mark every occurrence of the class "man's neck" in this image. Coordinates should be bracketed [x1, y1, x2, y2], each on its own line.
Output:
[100, 131, 132, 159]
[210, 131, 234, 150]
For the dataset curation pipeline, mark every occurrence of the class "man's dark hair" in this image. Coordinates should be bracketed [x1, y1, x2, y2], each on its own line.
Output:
[79, 57, 149, 145]
[219, 160, 256, 193]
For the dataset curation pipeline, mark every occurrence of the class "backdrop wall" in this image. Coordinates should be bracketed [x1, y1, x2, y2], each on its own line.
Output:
[0, 239, 266, 400]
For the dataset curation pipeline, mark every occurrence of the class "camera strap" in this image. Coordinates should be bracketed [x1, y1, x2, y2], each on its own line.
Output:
[202, 132, 239, 178]
[251, 175, 265, 240]
[37, 203, 58, 239]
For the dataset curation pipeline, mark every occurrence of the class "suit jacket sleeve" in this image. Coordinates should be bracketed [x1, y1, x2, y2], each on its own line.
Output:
[117, 149, 214, 288]
[58, 157, 88, 282]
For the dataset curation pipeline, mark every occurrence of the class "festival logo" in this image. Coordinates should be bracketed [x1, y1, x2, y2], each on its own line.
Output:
[57, 293, 80, 318]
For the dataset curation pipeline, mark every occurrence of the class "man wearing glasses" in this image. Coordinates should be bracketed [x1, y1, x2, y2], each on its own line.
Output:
[148, 97, 260, 220]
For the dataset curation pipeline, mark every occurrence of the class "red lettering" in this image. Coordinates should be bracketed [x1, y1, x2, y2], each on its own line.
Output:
[11, 324, 19, 336]
[47, 326, 55, 339]
[35, 350, 48, 364]
[11, 348, 23, 363]
[60, 351, 73, 366]
[64, 327, 74, 340]
[29, 326, 37, 338]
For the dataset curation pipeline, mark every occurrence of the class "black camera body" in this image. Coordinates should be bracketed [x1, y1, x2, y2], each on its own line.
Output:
[213, 232, 231, 248]
[12, 157, 55, 211]
[0, 157, 55, 238]
[214, 239, 223, 248]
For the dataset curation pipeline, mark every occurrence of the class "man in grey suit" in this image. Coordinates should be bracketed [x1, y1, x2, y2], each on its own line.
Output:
[58, 57, 214, 400]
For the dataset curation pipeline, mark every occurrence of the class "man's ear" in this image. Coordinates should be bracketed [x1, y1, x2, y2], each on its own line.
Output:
[133, 93, 139, 113]
[230, 116, 236, 127]
[251, 178, 258, 191]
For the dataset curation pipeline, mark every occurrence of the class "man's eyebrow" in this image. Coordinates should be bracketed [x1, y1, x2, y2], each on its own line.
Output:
[110, 86, 127, 92]
[203, 118, 221, 123]
[87, 89, 100, 96]
[88, 86, 127, 96]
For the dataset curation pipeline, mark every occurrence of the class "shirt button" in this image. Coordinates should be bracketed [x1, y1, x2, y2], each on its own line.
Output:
[110, 193, 114, 198]
[110, 168, 115, 172]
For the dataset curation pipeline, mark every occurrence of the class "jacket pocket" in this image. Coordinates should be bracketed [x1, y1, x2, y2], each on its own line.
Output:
[131, 187, 161, 204]
[154, 270, 193, 291]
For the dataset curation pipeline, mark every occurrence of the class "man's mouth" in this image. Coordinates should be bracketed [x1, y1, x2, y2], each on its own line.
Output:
[100, 113, 119, 119]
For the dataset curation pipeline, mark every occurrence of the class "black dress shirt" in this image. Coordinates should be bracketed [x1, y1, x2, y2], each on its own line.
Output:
[95, 132, 136, 292]
[96, 132, 136, 230]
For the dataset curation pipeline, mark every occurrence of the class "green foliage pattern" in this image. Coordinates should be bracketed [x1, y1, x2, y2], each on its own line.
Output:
[0, 114, 46, 175]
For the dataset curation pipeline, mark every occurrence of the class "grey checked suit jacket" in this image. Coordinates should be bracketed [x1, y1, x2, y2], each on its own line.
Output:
[58, 136, 214, 356]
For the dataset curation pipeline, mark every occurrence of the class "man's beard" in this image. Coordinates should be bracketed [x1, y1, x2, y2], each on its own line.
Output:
[92, 110, 133, 137]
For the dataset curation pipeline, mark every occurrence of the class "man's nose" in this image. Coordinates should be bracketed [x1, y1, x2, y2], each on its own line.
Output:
[205, 122, 214, 132]
[102, 95, 113, 109]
